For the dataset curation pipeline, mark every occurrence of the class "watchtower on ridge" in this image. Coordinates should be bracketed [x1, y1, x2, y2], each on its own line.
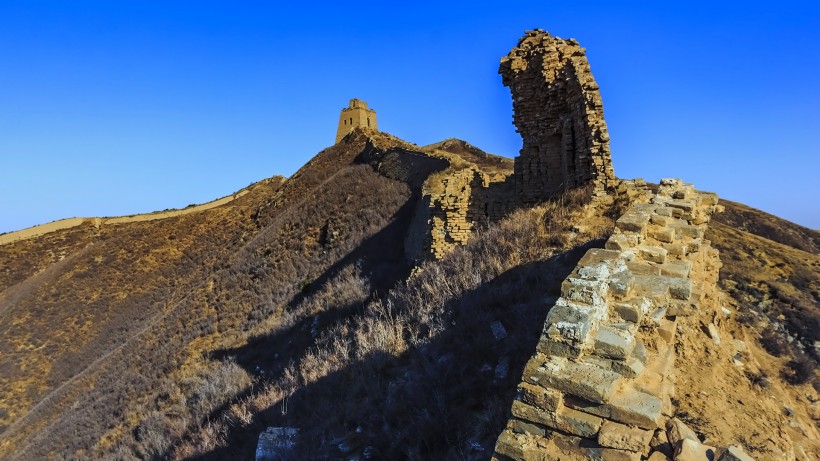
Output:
[335, 98, 378, 143]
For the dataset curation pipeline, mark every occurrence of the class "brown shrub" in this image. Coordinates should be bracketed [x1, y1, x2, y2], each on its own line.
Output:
[782, 354, 818, 387]
[171, 187, 614, 460]
[759, 325, 791, 357]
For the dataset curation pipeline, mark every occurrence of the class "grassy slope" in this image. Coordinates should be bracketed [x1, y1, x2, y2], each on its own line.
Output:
[714, 198, 819, 254]
[0, 131, 422, 460]
[172, 186, 613, 460]
[173, 189, 819, 460]
[665, 200, 820, 460]
[710, 200, 819, 356]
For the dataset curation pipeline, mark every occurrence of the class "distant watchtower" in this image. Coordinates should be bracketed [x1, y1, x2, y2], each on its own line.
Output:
[335, 98, 378, 143]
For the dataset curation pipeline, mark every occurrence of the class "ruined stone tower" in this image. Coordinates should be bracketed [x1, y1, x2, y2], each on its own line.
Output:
[499, 30, 616, 203]
[335, 98, 378, 143]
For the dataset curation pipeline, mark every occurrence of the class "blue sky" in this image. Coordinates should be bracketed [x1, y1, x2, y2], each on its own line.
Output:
[1, 1, 818, 232]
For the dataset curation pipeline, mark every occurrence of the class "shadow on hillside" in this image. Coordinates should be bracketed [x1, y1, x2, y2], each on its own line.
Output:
[211, 192, 420, 382]
[189, 240, 599, 460]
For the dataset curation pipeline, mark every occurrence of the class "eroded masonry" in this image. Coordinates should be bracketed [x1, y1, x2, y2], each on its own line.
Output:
[487, 30, 760, 460]
[416, 29, 621, 259]
[500, 30, 617, 202]
[334, 30, 621, 261]
[492, 179, 730, 460]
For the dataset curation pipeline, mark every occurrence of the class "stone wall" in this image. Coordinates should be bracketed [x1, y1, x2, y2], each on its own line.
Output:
[0, 182, 268, 246]
[424, 168, 479, 259]
[493, 179, 724, 460]
[413, 167, 514, 260]
[500, 30, 616, 203]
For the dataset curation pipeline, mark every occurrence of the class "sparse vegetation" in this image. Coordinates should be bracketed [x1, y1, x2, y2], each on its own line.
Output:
[744, 370, 770, 389]
[0, 135, 416, 460]
[782, 354, 817, 387]
[708, 205, 820, 386]
[759, 325, 790, 357]
[169, 185, 610, 460]
[1, 131, 818, 460]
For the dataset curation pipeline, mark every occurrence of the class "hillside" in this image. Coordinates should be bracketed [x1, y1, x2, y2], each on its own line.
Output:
[0, 129, 520, 460]
[710, 201, 820, 364]
[714, 199, 819, 254]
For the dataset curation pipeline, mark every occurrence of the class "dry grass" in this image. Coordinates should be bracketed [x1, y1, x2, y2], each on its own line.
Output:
[714, 198, 819, 253]
[0, 133, 416, 460]
[707, 203, 820, 391]
[170, 186, 613, 460]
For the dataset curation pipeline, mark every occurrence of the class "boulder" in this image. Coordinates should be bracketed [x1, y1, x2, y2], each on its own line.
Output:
[718, 445, 756, 461]
[673, 438, 716, 461]
[665, 418, 699, 446]
[598, 420, 653, 452]
[256, 427, 299, 461]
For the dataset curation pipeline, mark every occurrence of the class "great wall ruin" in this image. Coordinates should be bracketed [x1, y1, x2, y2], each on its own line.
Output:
[2, 24, 811, 461]
[491, 178, 741, 460]
[0, 183, 273, 246]
[337, 29, 750, 460]
[485, 31, 755, 461]
[297, 29, 752, 460]
[3, 30, 760, 461]
[499, 30, 617, 201]
[400, 30, 623, 261]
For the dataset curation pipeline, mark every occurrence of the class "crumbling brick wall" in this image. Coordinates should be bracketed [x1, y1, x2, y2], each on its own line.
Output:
[500, 30, 617, 203]
[415, 167, 513, 260]
[391, 30, 626, 262]
[426, 169, 478, 259]
[493, 179, 724, 460]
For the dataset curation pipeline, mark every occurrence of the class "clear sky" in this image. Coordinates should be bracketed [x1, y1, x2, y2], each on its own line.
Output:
[1, 1, 818, 233]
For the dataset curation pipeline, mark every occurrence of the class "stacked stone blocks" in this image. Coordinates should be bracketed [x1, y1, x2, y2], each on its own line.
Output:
[424, 167, 513, 259]
[426, 168, 480, 259]
[494, 179, 723, 460]
[500, 29, 617, 203]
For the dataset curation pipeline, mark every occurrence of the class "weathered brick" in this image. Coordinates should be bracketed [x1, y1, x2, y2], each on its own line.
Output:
[519, 382, 563, 412]
[650, 227, 675, 243]
[639, 246, 668, 264]
[598, 420, 653, 452]
[523, 356, 624, 404]
[660, 260, 691, 278]
[607, 384, 664, 429]
[617, 211, 651, 233]
[606, 233, 631, 251]
[613, 301, 642, 323]
[593, 325, 636, 360]
[510, 417, 547, 437]
[609, 271, 635, 299]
